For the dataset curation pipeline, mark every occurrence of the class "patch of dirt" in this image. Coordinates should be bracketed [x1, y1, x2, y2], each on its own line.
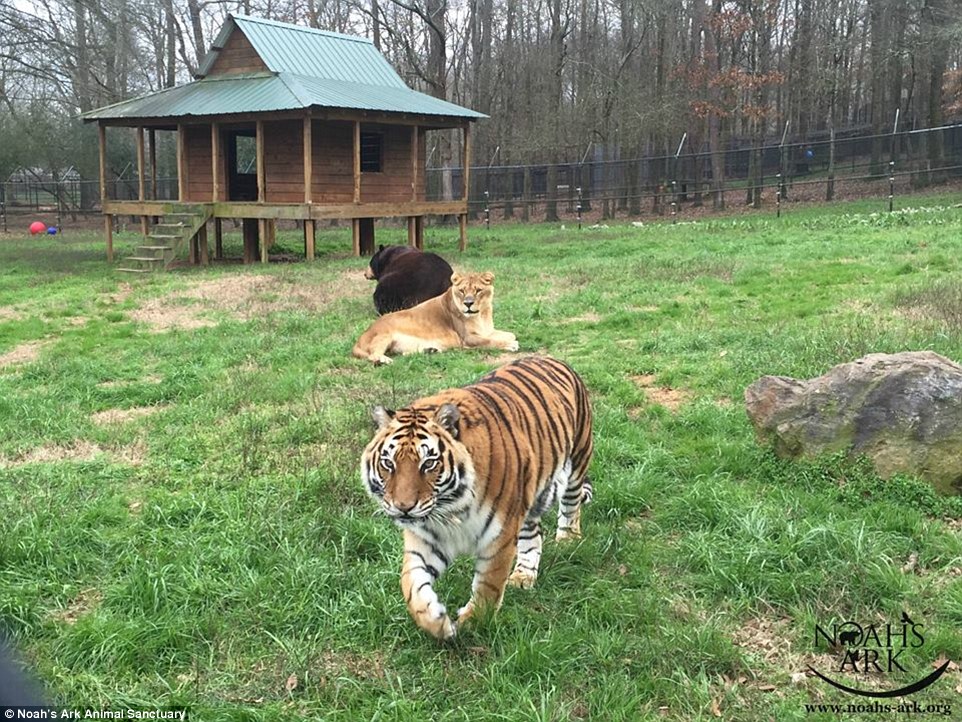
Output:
[630, 374, 693, 412]
[97, 375, 163, 389]
[0, 440, 146, 467]
[563, 312, 603, 324]
[51, 588, 102, 625]
[66, 317, 89, 327]
[0, 340, 49, 368]
[90, 405, 166, 425]
[129, 270, 367, 332]
[0, 307, 23, 322]
[110, 282, 134, 304]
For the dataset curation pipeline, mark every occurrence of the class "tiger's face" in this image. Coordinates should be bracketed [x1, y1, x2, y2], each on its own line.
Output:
[449, 272, 494, 317]
[361, 404, 474, 526]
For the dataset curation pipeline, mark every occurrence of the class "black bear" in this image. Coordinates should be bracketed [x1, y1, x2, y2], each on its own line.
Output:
[365, 245, 454, 315]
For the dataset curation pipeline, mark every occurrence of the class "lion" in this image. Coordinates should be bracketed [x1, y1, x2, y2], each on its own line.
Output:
[352, 272, 519, 365]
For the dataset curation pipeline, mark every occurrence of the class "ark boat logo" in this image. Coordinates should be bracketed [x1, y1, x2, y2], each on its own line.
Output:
[810, 611, 950, 698]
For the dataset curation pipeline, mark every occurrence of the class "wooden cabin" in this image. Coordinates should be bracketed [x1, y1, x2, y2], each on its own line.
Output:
[83, 14, 484, 272]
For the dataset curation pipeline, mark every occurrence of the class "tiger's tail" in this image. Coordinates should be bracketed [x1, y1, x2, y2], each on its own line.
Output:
[582, 477, 593, 504]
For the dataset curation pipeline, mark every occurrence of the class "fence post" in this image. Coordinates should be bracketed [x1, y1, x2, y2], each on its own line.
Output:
[889, 160, 895, 212]
[776, 173, 781, 218]
[577, 186, 583, 230]
[670, 180, 677, 223]
[0, 184, 6, 233]
[484, 190, 490, 230]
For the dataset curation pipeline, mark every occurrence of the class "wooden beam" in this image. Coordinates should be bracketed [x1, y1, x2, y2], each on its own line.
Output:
[353, 120, 361, 204]
[352, 218, 360, 256]
[303, 116, 313, 203]
[136, 126, 148, 237]
[411, 125, 418, 202]
[462, 123, 471, 202]
[256, 119, 266, 202]
[104, 199, 468, 220]
[148, 129, 158, 200]
[211, 123, 221, 202]
[98, 123, 107, 207]
[459, 214, 467, 252]
[177, 124, 187, 201]
[304, 219, 315, 261]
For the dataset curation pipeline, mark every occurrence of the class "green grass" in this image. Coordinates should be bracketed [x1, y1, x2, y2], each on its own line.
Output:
[2, 196, 962, 720]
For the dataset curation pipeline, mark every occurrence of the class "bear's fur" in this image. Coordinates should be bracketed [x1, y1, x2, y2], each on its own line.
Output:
[365, 245, 454, 315]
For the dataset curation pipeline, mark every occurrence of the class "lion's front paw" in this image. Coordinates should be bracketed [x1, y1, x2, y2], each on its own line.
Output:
[373, 355, 393, 365]
[422, 346, 441, 354]
[504, 336, 519, 352]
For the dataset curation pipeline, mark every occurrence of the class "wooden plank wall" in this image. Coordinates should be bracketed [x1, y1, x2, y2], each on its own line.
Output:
[264, 119, 307, 203]
[179, 118, 429, 206]
[185, 126, 213, 201]
[206, 31, 269, 76]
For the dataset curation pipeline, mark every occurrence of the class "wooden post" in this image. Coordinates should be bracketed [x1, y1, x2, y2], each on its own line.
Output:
[256, 120, 266, 203]
[303, 116, 313, 204]
[462, 123, 471, 202]
[358, 218, 375, 255]
[211, 123, 221, 202]
[304, 116, 314, 262]
[408, 216, 416, 246]
[351, 218, 360, 256]
[98, 123, 107, 207]
[148, 129, 157, 200]
[459, 214, 467, 252]
[98, 123, 113, 262]
[198, 224, 209, 266]
[214, 218, 223, 260]
[136, 126, 148, 238]
[411, 125, 419, 202]
[177, 124, 188, 201]
[304, 220, 315, 261]
[353, 120, 361, 203]
[415, 216, 424, 250]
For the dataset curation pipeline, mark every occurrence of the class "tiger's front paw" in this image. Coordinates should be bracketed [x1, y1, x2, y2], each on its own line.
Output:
[507, 569, 538, 589]
[416, 604, 457, 640]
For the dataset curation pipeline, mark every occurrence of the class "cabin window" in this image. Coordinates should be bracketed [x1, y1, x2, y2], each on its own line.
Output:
[360, 132, 383, 173]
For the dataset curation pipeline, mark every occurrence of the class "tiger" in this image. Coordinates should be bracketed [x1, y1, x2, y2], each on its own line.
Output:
[359, 356, 593, 640]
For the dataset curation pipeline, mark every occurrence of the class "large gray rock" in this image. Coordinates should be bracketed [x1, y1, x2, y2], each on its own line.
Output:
[745, 351, 962, 494]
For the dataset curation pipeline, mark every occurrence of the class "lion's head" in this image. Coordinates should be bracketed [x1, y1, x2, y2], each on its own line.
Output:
[449, 272, 494, 317]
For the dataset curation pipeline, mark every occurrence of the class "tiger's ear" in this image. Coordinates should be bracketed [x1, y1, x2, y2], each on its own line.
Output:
[479, 272, 494, 285]
[435, 403, 460, 437]
[450, 272, 462, 286]
[371, 405, 395, 429]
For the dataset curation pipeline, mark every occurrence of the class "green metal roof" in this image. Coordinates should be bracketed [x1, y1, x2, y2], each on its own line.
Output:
[83, 14, 484, 123]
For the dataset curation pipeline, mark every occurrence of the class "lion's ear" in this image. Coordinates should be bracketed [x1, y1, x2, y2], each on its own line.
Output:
[371, 405, 395, 429]
[480, 272, 494, 285]
[435, 403, 460, 437]
[450, 273, 462, 286]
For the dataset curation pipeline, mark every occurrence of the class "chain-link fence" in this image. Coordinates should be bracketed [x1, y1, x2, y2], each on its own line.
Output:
[3, 123, 962, 232]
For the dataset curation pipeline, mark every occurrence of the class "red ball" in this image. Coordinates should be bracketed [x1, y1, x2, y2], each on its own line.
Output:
[29, 221, 47, 235]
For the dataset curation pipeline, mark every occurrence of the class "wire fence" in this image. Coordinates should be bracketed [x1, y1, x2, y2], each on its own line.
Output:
[3, 123, 962, 232]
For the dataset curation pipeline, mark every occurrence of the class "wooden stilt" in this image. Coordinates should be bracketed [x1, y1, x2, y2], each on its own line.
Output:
[408, 216, 416, 246]
[136, 126, 148, 239]
[259, 219, 268, 263]
[352, 218, 360, 256]
[304, 219, 315, 261]
[358, 218, 375, 255]
[243, 219, 258, 264]
[415, 216, 424, 250]
[214, 219, 223, 260]
[105, 215, 113, 262]
[198, 224, 209, 266]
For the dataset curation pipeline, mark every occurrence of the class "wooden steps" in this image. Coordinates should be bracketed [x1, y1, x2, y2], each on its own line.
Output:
[118, 205, 212, 273]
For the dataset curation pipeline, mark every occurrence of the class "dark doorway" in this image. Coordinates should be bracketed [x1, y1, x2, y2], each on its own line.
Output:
[226, 129, 258, 201]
